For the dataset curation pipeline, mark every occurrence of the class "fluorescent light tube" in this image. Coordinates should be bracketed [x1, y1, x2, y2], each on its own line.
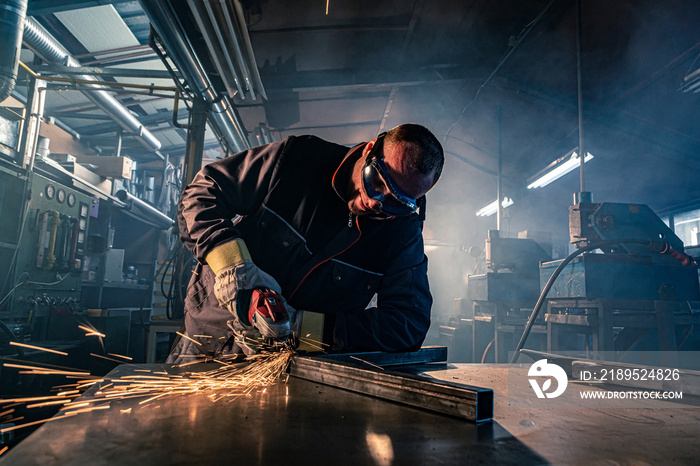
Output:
[675, 216, 700, 226]
[476, 197, 514, 217]
[527, 151, 594, 189]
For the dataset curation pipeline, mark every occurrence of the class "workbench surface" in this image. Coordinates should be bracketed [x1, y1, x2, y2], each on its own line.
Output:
[1, 362, 698, 465]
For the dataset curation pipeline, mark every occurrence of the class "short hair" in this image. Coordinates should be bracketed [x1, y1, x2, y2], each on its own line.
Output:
[385, 123, 444, 187]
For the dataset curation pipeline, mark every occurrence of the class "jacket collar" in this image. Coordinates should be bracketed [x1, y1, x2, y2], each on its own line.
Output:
[331, 142, 365, 204]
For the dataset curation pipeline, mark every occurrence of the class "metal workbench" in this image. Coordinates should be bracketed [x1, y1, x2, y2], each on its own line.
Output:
[2, 362, 698, 465]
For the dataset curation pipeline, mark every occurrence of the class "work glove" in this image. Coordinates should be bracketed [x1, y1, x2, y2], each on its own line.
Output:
[207, 239, 295, 354]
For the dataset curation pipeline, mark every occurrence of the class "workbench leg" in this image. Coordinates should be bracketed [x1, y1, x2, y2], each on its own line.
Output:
[146, 328, 157, 364]
[547, 321, 558, 352]
[596, 299, 614, 352]
[494, 305, 504, 362]
[654, 300, 678, 351]
[494, 327, 504, 363]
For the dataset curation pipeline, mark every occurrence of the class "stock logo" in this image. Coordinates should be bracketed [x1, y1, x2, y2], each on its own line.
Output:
[528, 359, 568, 399]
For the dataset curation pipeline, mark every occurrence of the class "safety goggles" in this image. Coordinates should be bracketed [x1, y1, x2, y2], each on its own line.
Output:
[362, 134, 418, 217]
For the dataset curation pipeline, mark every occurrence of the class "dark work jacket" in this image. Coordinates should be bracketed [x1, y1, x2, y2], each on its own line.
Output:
[178, 135, 432, 354]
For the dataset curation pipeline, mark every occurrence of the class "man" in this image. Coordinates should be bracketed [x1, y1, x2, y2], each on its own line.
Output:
[168, 123, 444, 361]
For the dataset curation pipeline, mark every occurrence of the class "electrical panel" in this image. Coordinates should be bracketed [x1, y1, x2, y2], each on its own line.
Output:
[0, 167, 92, 321]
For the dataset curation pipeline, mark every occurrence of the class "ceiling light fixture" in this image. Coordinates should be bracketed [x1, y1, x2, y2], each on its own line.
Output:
[476, 197, 514, 217]
[674, 216, 700, 226]
[681, 67, 700, 94]
[526, 150, 594, 189]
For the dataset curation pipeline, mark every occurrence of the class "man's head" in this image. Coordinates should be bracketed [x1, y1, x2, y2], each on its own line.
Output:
[346, 123, 444, 217]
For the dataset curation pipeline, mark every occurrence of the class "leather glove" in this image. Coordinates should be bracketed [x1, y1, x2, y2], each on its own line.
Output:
[212, 259, 281, 307]
[207, 239, 293, 354]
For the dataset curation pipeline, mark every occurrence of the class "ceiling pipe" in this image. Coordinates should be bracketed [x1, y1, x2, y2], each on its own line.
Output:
[0, 0, 28, 102]
[115, 189, 173, 230]
[22, 17, 162, 152]
[226, 0, 267, 100]
[575, 0, 587, 195]
[186, 0, 243, 98]
[139, 0, 250, 152]
[186, 0, 266, 100]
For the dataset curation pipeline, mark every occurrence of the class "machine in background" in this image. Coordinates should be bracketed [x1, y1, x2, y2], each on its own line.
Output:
[0, 165, 91, 334]
[0, 129, 171, 370]
[441, 230, 551, 362]
[446, 198, 700, 364]
[540, 200, 700, 356]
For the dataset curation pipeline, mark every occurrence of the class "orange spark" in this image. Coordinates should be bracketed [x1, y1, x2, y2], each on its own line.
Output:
[176, 332, 203, 346]
[9, 341, 67, 356]
[350, 355, 385, 371]
[26, 399, 73, 409]
[1, 395, 74, 403]
[90, 353, 130, 364]
[0, 414, 65, 433]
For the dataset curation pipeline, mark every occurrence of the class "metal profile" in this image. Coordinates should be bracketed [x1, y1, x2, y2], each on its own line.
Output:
[290, 356, 493, 423]
[318, 345, 448, 367]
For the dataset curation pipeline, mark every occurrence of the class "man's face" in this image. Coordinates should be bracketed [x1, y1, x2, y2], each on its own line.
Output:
[346, 137, 435, 217]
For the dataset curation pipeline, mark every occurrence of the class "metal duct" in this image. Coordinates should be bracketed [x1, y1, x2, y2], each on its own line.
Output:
[0, 0, 28, 102]
[139, 0, 250, 152]
[22, 17, 162, 152]
[115, 189, 172, 229]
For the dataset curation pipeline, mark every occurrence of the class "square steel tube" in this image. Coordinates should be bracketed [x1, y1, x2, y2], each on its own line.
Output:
[290, 356, 494, 422]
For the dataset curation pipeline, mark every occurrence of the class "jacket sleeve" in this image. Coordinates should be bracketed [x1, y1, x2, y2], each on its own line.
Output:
[178, 138, 291, 262]
[333, 225, 433, 353]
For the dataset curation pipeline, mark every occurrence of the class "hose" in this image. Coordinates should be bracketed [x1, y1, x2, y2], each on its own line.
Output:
[510, 238, 696, 363]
